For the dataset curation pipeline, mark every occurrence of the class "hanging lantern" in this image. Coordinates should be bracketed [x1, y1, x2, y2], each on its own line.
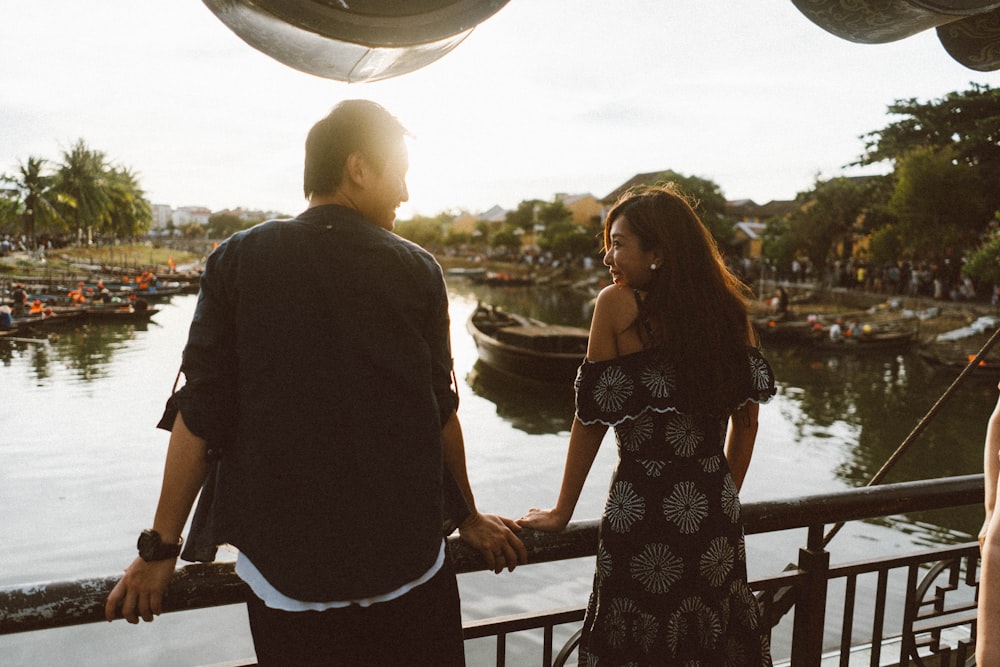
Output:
[203, 0, 510, 82]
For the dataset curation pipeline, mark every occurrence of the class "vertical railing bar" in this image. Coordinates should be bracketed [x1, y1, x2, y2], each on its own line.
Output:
[901, 563, 920, 665]
[543, 623, 553, 666]
[870, 568, 889, 666]
[496, 632, 506, 667]
[840, 574, 856, 667]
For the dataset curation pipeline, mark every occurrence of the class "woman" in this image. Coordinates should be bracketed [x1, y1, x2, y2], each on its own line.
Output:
[520, 184, 776, 665]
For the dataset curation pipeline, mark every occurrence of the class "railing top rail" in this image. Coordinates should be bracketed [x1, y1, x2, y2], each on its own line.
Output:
[740, 473, 982, 535]
[0, 474, 984, 636]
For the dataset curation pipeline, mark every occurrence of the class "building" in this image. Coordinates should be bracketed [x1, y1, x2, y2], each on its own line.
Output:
[172, 206, 212, 228]
[151, 204, 173, 230]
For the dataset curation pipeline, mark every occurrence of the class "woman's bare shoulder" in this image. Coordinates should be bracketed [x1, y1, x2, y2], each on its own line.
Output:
[594, 284, 637, 316]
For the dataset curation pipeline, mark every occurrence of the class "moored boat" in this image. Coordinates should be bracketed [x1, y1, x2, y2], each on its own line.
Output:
[810, 327, 919, 354]
[466, 302, 589, 383]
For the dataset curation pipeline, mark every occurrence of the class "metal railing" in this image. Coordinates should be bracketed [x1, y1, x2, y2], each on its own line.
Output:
[0, 474, 985, 666]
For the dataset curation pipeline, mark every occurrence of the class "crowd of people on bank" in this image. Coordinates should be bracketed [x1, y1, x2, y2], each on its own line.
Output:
[746, 255, 990, 303]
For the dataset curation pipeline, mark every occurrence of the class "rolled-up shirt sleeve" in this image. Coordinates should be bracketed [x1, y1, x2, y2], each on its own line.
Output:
[157, 243, 239, 455]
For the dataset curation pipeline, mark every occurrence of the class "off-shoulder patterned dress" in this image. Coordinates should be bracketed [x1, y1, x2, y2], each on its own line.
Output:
[574, 346, 776, 666]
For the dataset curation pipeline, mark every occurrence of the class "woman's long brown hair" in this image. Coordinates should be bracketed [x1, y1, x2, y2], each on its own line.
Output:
[603, 183, 756, 415]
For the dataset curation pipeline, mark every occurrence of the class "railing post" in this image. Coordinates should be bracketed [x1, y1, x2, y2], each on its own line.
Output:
[791, 524, 831, 666]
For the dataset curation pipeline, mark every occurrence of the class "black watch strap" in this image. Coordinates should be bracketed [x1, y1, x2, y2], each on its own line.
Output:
[137, 529, 183, 562]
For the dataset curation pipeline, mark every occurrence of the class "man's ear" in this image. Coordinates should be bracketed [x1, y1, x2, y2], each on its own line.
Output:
[343, 151, 368, 187]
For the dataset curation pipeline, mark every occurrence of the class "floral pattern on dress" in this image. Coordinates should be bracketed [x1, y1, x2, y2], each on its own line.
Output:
[638, 459, 665, 478]
[699, 537, 735, 588]
[700, 455, 721, 473]
[593, 365, 633, 412]
[604, 597, 659, 653]
[595, 543, 613, 587]
[574, 347, 775, 665]
[665, 413, 704, 457]
[666, 597, 721, 654]
[640, 360, 676, 398]
[606, 481, 645, 533]
[630, 542, 684, 594]
[617, 411, 654, 452]
[663, 481, 709, 534]
[721, 473, 741, 523]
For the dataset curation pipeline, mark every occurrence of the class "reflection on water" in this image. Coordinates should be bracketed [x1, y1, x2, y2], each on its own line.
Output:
[466, 361, 576, 435]
[764, 345, 994, 542]
[447, 279, 596, 327]
[1, 321, 152, 382]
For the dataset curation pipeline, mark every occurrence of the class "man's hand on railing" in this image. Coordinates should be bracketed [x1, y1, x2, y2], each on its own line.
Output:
[458, 512, 528, 574]
[104, 557, 177, 623]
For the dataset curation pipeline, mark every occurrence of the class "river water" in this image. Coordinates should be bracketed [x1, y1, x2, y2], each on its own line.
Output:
[1, 281, 996, 666]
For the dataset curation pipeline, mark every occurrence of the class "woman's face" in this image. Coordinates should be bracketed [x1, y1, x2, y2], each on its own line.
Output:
[603, 215, 659, 289]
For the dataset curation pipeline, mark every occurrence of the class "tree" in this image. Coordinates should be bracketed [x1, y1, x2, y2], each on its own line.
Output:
[858, 83, 1000, 213]
[393, 213, 447, 248]
[206, 211, 251, 239]
[104, 167, 152, 239]
[505, 199, 542, 234]
[1, 156, 66, 248]
[536, 199, 580, 256]
[56, 139, 110, 244]
[888, 146, 989, 261]
[769, 176, 876, 276]
[963, 215, 1000, 287]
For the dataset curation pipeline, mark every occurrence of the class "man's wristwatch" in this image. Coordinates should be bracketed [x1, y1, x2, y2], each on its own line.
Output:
[137, 529, 183, 562]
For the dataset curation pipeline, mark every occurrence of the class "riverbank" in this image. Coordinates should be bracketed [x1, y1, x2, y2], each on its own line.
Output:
[6, 248, 997, 362]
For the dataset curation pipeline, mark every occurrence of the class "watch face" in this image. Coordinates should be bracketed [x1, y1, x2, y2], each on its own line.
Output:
[137, 529, 179, 561]
[137, 530, 158, 559]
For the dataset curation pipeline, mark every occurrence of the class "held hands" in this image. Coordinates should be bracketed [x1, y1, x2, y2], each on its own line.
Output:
[104, 557, 177, 623]
[458, 512, 528, 574]
[518, 507, 571, 533]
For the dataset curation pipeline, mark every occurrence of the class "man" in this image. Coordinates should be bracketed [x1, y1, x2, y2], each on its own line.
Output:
[105, 99, 527, 665]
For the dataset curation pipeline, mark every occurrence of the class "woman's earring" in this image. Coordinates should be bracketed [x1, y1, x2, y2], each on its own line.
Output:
[650, 263, 657, 270]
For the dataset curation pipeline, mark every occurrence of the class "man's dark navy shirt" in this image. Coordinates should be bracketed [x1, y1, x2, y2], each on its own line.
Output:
[169, 205, 462, 602]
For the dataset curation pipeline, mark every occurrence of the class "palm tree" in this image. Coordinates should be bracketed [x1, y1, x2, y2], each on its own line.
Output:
[104, 167, 152, 240]
[0, 156, 65, 249]
[56, 139, 110, 245]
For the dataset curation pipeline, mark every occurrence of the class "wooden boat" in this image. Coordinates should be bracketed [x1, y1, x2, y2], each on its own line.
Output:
[82, 304, 160, 322]
[470, 271, 535, 287]
[12, 310, 86, 331]
[467, 302, 589, 383]
[45, 303, 160, 323]
[753, 314, 822, 343]
[810, 328, 919, 354]
[917, 348, 1000, 381]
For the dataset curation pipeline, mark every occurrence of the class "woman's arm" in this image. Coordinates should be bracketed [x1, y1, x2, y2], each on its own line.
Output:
[726, 402, 759, 492]
[979, 497, 1000, 664]
[981, 390, 1000, 548]
[519, 417, 608, 531]
[520, 289, 619, 531]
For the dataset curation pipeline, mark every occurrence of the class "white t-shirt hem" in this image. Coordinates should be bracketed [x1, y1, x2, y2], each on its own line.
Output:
[235, 540, 446, 611]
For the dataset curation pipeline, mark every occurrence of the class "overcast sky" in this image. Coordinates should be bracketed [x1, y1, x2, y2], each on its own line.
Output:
[1, 1, 996, 219]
